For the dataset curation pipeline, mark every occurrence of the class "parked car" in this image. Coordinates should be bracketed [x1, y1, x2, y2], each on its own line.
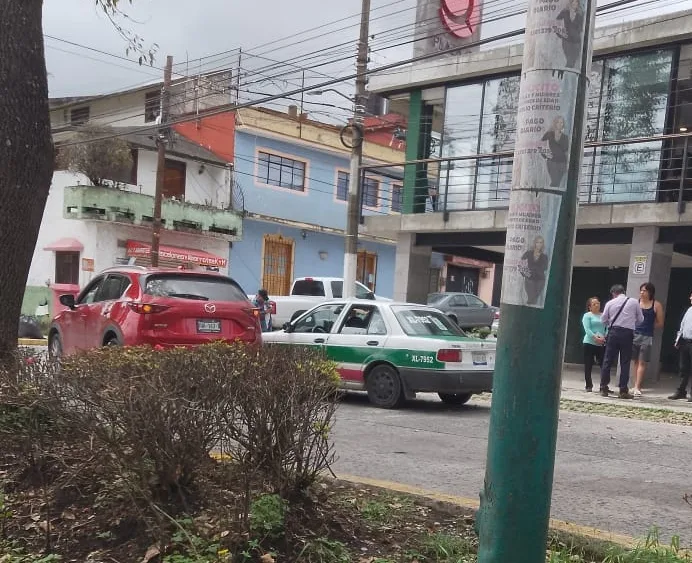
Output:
[269, 277, 391, 327]
[426, 292, 498, 329]
[263, 299, 495, 408]
[48, 266, 261, 358]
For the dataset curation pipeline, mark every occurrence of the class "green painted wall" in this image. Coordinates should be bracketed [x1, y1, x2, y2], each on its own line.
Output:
[21, 286, 51, 317]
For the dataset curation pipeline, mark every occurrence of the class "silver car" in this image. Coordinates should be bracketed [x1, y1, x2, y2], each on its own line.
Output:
[427, 292, 498, 329]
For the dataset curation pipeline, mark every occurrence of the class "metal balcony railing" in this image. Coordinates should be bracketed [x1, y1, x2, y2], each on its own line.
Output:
[360, 133, 692, 216]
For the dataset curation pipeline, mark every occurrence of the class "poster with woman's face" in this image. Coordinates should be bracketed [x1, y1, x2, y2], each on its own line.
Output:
[523, 0, 587, 73]
[501, 0, 593, 309]
[501, 190, 560, 309]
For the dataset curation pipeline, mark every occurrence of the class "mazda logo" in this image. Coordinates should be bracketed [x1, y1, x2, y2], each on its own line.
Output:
[204, 303, 216, 313]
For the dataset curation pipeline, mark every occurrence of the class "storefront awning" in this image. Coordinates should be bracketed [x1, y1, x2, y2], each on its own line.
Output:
[43, 237, 84, 252]
[126, 240, 228, 268]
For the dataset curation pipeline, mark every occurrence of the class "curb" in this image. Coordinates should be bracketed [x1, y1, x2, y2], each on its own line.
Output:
[18, 338, 47, 346]
[337, 473, 637, 548]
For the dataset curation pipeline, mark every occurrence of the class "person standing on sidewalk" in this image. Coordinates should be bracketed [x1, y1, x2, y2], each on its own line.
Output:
[631, 282, 664, 397]
[599, 284, 644, 399]
[669, 291, 692, 401]
[582, 297, 606, 392]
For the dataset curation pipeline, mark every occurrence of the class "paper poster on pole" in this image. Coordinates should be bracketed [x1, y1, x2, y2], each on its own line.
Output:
[500, 0, 592, 309]
[501, 191, 561, 308]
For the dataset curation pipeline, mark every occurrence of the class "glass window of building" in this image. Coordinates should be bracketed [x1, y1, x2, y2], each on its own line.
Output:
[440, 83, 483, 211]
[478, 75, 520, 208]
[588, 49, 673, 203]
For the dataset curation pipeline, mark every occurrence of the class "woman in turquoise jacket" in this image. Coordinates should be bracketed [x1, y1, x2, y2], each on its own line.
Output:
[582, 297, 606, 391]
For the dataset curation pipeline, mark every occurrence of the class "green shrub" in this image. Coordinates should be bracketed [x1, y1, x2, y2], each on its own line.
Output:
[250, 494, 286, 539]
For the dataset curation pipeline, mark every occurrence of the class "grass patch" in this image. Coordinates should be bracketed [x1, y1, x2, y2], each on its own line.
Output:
[547, 529, 691, 563]
[410, 532, 476, 562]
[559, 399, 692, 426]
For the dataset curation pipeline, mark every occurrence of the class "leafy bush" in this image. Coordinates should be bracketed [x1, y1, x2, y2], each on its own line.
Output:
[221, 344, 340, 498]
[56, 343, 238, 506]
[0, 342, 339, 550]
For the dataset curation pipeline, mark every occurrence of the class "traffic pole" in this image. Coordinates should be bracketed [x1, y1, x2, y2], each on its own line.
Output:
[342, 0, 370, 298]
[476, 0, 596, 561]
[151, 55, 173, 268]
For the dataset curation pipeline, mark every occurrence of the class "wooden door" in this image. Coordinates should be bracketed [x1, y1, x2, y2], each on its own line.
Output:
[356, 250, 378, 291]
[163, 159, 186, 199]
[262, 235, 294, 296]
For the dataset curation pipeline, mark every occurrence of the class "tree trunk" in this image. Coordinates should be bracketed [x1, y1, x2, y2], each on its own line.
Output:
[0, 0, 54, 359]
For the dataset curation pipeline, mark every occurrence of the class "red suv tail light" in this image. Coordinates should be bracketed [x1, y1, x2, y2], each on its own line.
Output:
[437, 349, 462, 363]
[243, 307, 261, 319]
[128, 302, 170, 314]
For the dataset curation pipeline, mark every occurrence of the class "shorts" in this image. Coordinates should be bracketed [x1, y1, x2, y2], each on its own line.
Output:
[632, 333, 653, 363]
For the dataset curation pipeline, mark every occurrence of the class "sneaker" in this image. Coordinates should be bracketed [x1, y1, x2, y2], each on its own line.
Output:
[600, 387, 611, 397]
[633, 388, 642, 397]
[669, 391, 687, 400]
[585, 387, 593, 393]
[619, 390, 634, 400]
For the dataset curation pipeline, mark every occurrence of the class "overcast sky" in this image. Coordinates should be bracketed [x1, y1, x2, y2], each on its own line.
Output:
[42, 0, 691, 121]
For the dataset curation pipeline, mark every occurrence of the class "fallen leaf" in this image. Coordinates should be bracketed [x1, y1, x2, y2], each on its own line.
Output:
[62, 510, 76, 520]
[259, 554, 275, 563]
[38, 520, 49, 532]
[220, 530, 230, 538]
[142, 545, 160, 563]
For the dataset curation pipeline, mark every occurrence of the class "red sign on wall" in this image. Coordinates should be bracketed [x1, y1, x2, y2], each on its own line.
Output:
[439, 0, 479, 39]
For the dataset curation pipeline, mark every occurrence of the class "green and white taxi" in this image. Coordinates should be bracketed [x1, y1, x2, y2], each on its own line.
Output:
[262, 299, 495, 408]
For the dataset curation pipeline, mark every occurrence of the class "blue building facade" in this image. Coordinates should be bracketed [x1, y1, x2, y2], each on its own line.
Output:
[228, 125, 427, 298]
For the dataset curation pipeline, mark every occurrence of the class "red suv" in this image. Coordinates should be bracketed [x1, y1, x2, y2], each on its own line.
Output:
[48, 266, 262, 358]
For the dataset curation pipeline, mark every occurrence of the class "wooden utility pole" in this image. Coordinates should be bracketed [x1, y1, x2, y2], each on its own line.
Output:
[342, 0, 370, 298]
[151, 55, 174, 267]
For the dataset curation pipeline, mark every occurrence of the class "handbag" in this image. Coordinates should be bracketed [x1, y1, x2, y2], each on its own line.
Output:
[604, 297, 629, 346]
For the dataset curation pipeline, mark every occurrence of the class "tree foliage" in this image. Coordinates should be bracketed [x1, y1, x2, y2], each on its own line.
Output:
[57, 127, 134, 186]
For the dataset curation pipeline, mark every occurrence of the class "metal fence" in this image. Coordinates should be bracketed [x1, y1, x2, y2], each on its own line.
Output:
[361, 133, 692, 216]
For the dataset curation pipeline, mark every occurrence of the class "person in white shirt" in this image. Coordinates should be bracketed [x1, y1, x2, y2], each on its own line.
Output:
[669, 291, 692, 401]
[599, 284, 644, 399]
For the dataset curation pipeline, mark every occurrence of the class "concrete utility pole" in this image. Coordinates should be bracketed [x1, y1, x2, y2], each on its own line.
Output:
[342, 0, 370, 298]
[476, 0, 596, 561]
[151, 55, 174, 268]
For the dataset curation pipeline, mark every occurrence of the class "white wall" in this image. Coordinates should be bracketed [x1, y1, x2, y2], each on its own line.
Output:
[51, 90, 152, 129]
[27, 171, 91, 288]
[135, 150, 228, 206]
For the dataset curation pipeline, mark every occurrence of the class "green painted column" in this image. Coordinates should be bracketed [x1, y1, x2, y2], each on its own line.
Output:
[403, 90, 432, 214]
[475, 0, 596, 561]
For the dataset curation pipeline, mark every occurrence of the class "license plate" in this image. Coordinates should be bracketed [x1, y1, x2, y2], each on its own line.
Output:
[197, 319, 221, 333]
[472, 353, 487, 366]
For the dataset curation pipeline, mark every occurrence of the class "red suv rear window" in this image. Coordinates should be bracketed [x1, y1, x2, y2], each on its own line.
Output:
[143, 274, 248, 302]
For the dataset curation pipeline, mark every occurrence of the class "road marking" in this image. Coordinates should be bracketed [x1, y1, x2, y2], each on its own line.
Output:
[18, 338, 48, 346]
[337, 473, 637, 547]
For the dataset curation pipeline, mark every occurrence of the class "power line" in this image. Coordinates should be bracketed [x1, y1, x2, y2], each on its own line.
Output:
[55, 0, 659, 144]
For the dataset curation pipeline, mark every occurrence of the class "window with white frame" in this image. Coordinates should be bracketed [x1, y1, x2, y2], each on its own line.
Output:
[257, 151, 306, 191]
[336, 171, 349, 201]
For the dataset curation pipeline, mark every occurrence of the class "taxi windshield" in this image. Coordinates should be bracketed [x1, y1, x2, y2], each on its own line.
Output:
[393, 307, 466, 337]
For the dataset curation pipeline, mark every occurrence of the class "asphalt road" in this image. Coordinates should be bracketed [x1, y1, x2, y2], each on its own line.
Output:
[331, 394, 692, 546]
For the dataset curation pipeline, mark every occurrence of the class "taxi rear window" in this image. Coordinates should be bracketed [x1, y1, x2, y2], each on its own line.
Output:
[394, 308, 465, 337]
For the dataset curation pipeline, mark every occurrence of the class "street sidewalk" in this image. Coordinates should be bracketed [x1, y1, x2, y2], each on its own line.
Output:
[561, 363, 692, 413]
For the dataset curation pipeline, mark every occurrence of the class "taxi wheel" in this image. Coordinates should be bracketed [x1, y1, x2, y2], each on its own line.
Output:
[366, 364, 405, 409]
[438, 392, 472, 406]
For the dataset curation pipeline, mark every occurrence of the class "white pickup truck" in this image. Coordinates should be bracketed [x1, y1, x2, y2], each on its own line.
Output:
[269, 277, 391, 328]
